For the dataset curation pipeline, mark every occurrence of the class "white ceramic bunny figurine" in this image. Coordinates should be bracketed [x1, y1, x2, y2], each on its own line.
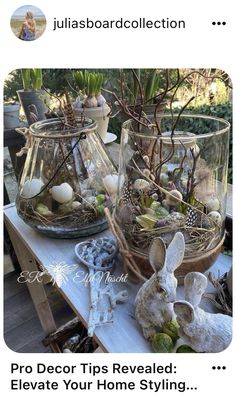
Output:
[174, 272, 232, 352]
[135, 232, 185, 339]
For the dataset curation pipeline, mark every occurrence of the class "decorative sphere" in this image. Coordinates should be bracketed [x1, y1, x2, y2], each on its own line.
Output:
[152, 333, 174, 353]
[163, 320, 180, 343]
[176, 345, 196, 353]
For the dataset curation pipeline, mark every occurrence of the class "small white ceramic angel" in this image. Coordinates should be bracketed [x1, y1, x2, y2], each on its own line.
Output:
[135, 232, 185, 339]
[174, 272, 232, 353]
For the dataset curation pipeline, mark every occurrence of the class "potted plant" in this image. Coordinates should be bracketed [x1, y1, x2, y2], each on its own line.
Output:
[17, 69, 47, 125]
[4, 72, 21, 129]
[107, 69, 167, 123]
[72, 70, 110, 141]
[4, 101, 21, 129]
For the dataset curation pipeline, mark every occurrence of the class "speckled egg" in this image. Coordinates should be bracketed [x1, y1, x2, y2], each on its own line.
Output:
[208, 211, 222, 225]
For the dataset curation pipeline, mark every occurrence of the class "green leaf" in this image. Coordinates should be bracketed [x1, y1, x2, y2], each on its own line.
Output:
[21, 69, 31, 90]
[145, 69, 157, 102]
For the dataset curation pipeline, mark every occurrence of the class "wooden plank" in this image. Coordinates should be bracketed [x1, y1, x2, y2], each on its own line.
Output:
[4, 272, 75, 352]
[4, 219, 57, 335]
[4, 204, 232, 353]
[4, 316, 50, 352]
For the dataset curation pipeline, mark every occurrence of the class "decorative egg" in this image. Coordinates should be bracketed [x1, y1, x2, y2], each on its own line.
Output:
[96, 204, 105, 216]
[84, 196, 96, 209]
[166, 190, 183, 206]
[35, 203, 51, 216]
[102, 174, 124, 204]
[133, 178, 150, 192]
[169, 212, 185, 223]
[21, 178, 44, 198]
[95, 194, 105, 205]
[206, 197, 220, 212]
[71, 201, 82, 210]
[208, 211, 222, 225]
[51, 182, 73, 204]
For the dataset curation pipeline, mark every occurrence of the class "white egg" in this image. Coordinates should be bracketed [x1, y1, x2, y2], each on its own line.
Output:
[21, 178, 44, 198]
[208, 211, 222, 226]
[71, 201, 82, 210]
[51, 182, 73, 203]
[103, 174, 124, 194]
[103, 174, 124, 204]
[206, 197, 220, 212]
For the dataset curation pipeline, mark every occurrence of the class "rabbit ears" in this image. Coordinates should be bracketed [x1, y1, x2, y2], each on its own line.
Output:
[149, 232, 185, 274]
[174, 301, 194, 323]
[184, 272, 208, 307]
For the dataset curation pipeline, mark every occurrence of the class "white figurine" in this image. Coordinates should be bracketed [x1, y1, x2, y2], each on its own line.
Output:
[184, 272, 208, 307]
[174, 272, 232, 352]
[135, 232, 185, 339]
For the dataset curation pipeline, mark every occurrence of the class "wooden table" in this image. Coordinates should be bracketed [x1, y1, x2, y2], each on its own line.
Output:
[4, 203, 232, 353]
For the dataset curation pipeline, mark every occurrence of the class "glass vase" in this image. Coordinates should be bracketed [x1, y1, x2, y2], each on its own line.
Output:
[115, 114, 230, 280]
[16, 117, 118, 238]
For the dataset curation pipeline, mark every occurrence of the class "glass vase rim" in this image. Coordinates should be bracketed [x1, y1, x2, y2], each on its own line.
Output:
[29, 117, 97, 138]
[122, 113, 230, 140]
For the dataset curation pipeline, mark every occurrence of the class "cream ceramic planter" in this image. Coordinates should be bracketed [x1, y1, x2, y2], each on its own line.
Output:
[74, 104, 110, 141]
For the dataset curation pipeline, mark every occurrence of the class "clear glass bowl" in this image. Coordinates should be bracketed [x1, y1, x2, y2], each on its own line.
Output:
[115, 114, 230, 275]
[16, 118, 117, 238]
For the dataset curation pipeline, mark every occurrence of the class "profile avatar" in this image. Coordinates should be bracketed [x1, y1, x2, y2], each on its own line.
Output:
[11, 5, 46, 41]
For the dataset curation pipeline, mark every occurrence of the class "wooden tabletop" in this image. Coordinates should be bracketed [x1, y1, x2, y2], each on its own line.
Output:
[4, 203, 232, 353]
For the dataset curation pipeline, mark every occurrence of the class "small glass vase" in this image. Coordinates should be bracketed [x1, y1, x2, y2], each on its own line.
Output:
[115, 114, 230, 280]
[16, 118, 118, 238]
